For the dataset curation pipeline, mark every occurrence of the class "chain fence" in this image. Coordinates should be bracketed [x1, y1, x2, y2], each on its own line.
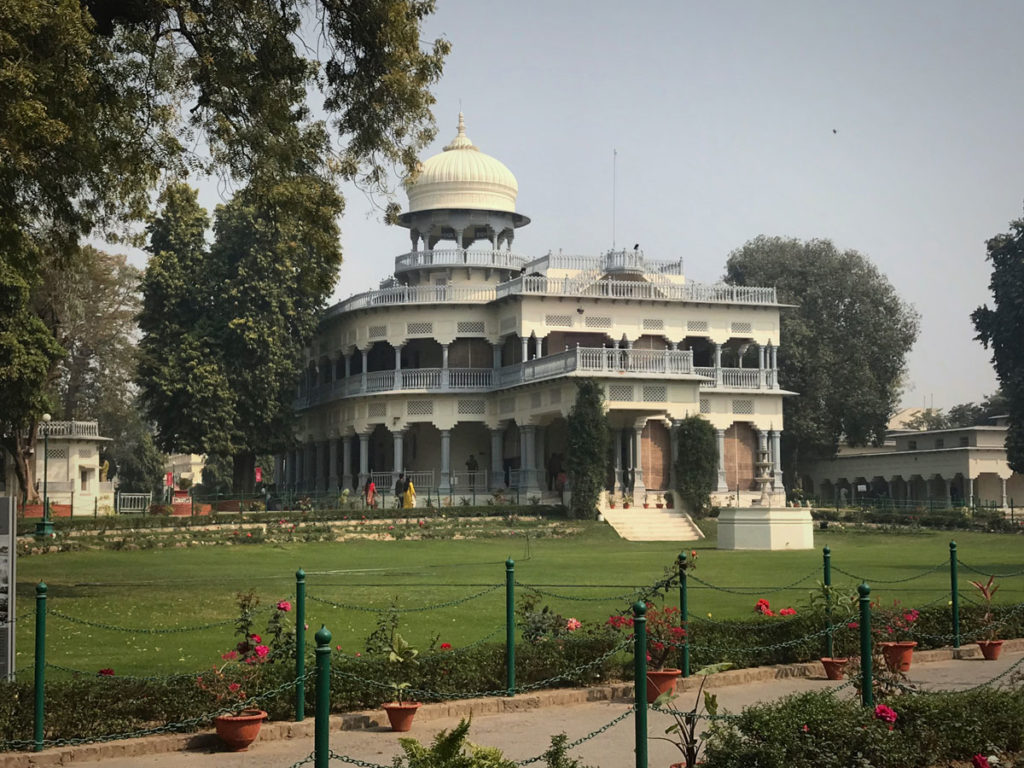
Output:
[831, 562, 948, 584]
[307, 584, 501, 614]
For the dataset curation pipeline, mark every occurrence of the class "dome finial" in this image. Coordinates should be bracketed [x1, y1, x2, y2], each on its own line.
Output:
[445, 111, 477, 151]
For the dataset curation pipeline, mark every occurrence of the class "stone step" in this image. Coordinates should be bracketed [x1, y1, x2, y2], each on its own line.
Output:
[600, 505, 705, 542]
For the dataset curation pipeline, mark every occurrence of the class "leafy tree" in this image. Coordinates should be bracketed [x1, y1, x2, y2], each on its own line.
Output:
[138, 176, 343, 492]
[903, 408, 950, 431]
[673, 416, 717, 515]
[902, 390, 1008, 431]
[973, 212, 1024, 473]
[725, 237, 919, 486]
[3, 0, 449, 484]
[566, 379, 611, 519]
[98, 401, 167, 497]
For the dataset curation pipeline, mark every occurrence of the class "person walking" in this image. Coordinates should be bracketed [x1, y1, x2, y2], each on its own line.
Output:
[394, 473, 405, 509]
[403, 477, 417, 509]
[364, 477, 376, 508]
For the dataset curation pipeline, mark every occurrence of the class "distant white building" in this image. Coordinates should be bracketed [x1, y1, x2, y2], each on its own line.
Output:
[277, 115, 790, 506]
[165, 453, 206, 487]
[1, 420, 115, 516]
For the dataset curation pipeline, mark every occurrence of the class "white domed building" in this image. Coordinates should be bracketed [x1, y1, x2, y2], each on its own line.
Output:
[281, 115, 788, 516]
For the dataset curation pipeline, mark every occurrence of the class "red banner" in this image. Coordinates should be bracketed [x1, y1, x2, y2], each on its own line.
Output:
[165, 472, 173, 488]
[255, 467, 262, 483]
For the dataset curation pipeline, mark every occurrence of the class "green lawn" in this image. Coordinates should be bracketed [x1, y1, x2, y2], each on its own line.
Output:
[13, 522, 1024, 676]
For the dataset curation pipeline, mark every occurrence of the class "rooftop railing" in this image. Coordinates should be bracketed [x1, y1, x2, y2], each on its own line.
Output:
[394, 248, 528, 273]
[40, 421, 101, 438]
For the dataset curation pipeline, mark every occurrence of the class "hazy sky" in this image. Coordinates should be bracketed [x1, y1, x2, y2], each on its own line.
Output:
[182, 1, 1024, 409]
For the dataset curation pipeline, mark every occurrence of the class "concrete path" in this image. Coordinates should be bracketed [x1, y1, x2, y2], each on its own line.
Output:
[9, 646, 1022, 768]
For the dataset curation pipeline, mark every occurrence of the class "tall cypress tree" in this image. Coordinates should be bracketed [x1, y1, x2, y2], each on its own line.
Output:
[673, 416, 718, 515]
[566, 379, 610, 519]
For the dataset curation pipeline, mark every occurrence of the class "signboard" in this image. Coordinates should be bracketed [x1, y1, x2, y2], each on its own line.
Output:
[1, 496, 15, 680]
[165, 472, 174, 488]
[254, 467, 262, 484]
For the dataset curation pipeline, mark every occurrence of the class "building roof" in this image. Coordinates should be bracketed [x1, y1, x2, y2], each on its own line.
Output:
[405, 113, 520, 215]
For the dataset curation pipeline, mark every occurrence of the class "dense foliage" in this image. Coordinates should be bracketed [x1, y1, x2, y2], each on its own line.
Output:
[725, 237, 919, 486]
[973, 211, 1024, 474]
[674, 416, 718, 515]
[566, 380, 611, 519]
[704, 687, 1024, 768]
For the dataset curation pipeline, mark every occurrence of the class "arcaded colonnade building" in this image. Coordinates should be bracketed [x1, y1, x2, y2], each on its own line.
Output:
[279, 116, 791, 504]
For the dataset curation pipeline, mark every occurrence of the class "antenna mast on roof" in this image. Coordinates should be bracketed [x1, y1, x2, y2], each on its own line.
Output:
[612, 148, 617, 251]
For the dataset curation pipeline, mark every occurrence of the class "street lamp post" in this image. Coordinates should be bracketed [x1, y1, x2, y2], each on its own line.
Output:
[34, 414, 53, 540]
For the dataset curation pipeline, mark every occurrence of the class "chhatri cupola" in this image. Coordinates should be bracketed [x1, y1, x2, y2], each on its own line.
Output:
[396, 113, 530, 284]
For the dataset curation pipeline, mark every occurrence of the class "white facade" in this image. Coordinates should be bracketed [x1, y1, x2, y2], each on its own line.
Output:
[283, 115, 789, 504]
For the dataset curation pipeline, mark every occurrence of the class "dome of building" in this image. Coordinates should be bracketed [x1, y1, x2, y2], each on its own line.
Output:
[406, 114, 519, 214]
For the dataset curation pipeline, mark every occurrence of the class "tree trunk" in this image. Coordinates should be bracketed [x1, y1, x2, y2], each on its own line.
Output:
[3, 431, 40, 504]
[232, 451, 256, 494]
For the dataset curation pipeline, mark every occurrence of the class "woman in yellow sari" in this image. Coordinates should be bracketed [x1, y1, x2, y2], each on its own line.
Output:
[403, 479, 416, 508]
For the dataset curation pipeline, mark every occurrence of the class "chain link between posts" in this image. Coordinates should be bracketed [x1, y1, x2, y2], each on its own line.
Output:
[686, 569, 819, 595]
[47, 607, 274, 634]
[307, 584, 502, 614]
[956, 560, 1024, 579]
[515, 582, 647, 603]
[831, 562, 947, 584]
[0, 671, 312, 752]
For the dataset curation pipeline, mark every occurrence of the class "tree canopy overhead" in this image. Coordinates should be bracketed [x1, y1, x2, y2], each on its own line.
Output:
[973, 211, 1024, 473]
[725, 236, 919, 485]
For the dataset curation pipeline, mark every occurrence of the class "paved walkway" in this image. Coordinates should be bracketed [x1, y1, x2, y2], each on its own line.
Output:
[9, 647, 1023, 768]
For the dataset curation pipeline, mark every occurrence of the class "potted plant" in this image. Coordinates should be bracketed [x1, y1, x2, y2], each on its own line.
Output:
[382, 632, 421, 731]
[622, 493, 633, 510]
[198, 592, 294, 751]
[969, 575, 1003, 660]
[650, 664, 732, 768]
[876, 600, 920, 672]
[807, 583, 857, 680]
[642, 494, 650, 509]
[665, 491, 674, 509]
[607, 602, 686, 703]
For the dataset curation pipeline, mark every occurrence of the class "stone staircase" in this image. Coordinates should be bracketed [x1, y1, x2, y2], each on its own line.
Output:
[600, 501, 706, 542]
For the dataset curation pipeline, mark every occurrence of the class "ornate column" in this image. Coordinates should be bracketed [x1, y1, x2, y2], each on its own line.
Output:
[714, 343, 723, 387]
[613, 429, 623, 493]
[492, 341, 502, 370]
[328, 438, 339, 490]
[360, 349, 368, 393]
[519, 425, 540, 494]
[966, 476, 975, 507]
[770, 429, 783, 489]
[439, 429, 452, 495]
[489, 426, 504, 490]
[534, 334, 542, 359]
[358, 433, 369, 488]
[632, 422, 646, 498]
[520, 335, 529, 363]
[392, 429, 405, 487]
[342, 436, 353, 491]
[758, 344, 766, 388]
[669, 420, 680, 491]
[715, 428, 728, 492]
[344, 353, 351, 379]
[944, 477, 952, 507]
[441, 343, 450, 389]
[1001, 477, 1008, 509]
[394, 344, 403, 389]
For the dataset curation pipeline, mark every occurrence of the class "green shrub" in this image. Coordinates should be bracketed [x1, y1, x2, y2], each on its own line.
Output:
[703, 687, 1024, 768]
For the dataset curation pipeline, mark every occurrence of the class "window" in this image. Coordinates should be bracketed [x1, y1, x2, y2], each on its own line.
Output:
[959, 436, 969, 447]
[80, 468, 89, 491]
[934, 439, 944, 449]
[908, 440, 917, 451]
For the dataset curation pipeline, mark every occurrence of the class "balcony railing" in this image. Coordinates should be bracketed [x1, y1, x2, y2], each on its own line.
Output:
[496, 275, 777, 304]
[40, 420, 100, 438]
[394, 248, 527, 273]
[694, 367, 778, 389]
[526, 250, 685, 276]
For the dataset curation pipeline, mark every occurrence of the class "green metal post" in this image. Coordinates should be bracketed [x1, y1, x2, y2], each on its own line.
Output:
[949, 541, 960, 649]
[505, 558, 515, 696]
[314, 625, 331, 768]
[858, 582, 873, 708]
[33, 582, 47, 752]
[823, 546, 834, 658]
[295, 568, 306, 720]
[633, 601, 648, 768]
[677, 552, 689, 677]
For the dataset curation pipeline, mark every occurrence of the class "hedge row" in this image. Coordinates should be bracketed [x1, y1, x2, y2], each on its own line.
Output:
[3, 604, 1019, 748]
[810, 505, 1021, 533]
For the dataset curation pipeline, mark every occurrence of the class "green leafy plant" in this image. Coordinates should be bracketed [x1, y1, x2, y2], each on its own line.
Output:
[566, 379, 610, 519]
[651, 664, 733, 768]
[387, 633, 420, 704]
[969, 575, 1001, 640]
[673, 415, 717, 516]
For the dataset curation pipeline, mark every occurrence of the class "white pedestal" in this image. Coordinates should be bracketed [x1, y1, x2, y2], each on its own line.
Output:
[717, 507, 814, 550]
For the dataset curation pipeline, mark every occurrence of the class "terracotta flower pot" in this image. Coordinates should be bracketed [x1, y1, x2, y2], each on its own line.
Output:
[820, 657, 849, 680]
[383, 701, 421, 732]
[645, 667, 682, 703]
[977, 639, 1004, 660]
[879, 641, 917, 672]
[213, 709, 266, 751]
[655, 503, 664, 509]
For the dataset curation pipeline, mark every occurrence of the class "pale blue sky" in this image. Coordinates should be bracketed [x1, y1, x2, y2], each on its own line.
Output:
[183, 0, 1024, 409]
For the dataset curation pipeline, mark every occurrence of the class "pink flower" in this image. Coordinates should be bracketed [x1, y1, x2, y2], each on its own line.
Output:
[440, 642, 452, 650]
[847, 622, 859, 630]
[98, 668, 115, 677]
[779, 607, 797, 616]
[228, 682, 241, 692]
[277, 600, 292, 612]
[336, 645, 342, 650]
[250, 634, 261, 643]
[801, 724, 809, 733]
[973, 755, 992, 768]
[254, 644, 269, 659]
[221, 650, 238, 661]
[566, 618, 582, 631]
[874, 704, 898, 724]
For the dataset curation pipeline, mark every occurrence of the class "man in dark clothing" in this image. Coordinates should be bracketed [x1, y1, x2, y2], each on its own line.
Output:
[394, 473, 406, 508]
